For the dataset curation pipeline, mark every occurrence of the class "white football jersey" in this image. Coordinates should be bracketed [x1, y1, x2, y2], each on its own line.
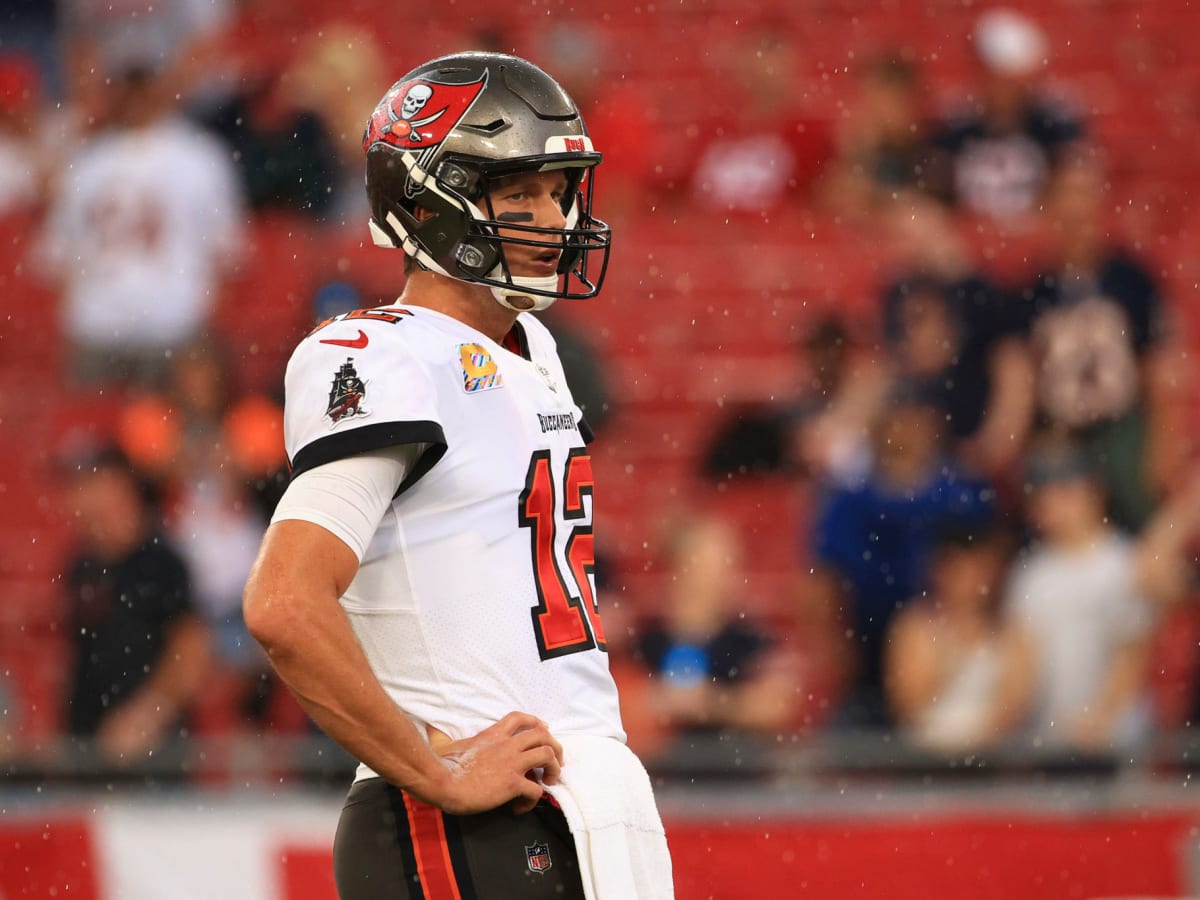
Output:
[282, 304, 625, 774]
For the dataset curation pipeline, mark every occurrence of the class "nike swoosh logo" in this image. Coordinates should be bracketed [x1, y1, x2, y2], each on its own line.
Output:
[320, 329, 369, 349]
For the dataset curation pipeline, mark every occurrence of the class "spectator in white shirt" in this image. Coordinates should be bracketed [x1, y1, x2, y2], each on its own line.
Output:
[38, 61, 244, 385]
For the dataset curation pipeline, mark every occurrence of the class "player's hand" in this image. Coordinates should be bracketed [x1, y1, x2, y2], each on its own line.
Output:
[423, 712, 563, 816]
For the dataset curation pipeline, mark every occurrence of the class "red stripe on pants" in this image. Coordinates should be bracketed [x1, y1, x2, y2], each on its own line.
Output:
[402, 793, 463, 900]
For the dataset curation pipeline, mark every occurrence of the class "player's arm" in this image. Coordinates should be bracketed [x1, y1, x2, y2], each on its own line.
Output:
[243, 450, 562, 814]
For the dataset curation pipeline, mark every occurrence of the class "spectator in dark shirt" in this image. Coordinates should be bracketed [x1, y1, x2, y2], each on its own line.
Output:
[1024, 154, 1187, 531]
[635, 515, 799, 744]
[63, 446, 210, 764]
[879, 191, 1036, 481]
[927, 8, 1083, 225]
[196, 60, 338, 218]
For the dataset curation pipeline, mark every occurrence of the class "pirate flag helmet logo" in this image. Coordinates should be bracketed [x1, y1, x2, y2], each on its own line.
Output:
[363, 73, 488, 152]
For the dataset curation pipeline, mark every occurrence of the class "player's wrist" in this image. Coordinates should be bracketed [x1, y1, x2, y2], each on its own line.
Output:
[402, 753, 459, 811]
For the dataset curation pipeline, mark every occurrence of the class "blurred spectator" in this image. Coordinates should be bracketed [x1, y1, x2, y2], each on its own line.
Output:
[815, 52, 934, 223]
[1002, 442, 1200, 756]
[702, 313, 886, 483]
[0, 52, 44, 215]
[534, 22, 658, 217]
[60, 0, 230, 85]
[811, 382, 995, 727]
[885, 522, 1033, 753]
[115, 337, 286, 718]
[196, 59, 339, 218]
[678, 22, 831, 217]
[286, 24, 387, 228]
[0, 0, 61, 97]
[927, 8, 1083, 225]
[37, 62, 245, 386]
[310, 278, 366, 324]
[61, 445, 211, 764]
[542, 309, 615, 435]
[173, 4, 355, 223]
[1024, 153, 1187, 531]
[634, 515, 800, 744]
[879, 191, 1036, 480]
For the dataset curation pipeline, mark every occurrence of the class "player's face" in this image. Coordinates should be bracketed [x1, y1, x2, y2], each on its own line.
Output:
[487, 170, 569, 277]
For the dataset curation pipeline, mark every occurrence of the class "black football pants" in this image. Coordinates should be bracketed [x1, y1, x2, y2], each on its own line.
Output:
[333, 777, 586, 899]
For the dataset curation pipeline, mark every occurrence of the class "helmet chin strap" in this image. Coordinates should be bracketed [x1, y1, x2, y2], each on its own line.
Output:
[374, 212, 562, 312]
[491, 275, 560, 312]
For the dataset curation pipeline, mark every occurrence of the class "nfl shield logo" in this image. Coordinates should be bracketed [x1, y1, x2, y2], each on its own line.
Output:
[525, 841, 553, 874]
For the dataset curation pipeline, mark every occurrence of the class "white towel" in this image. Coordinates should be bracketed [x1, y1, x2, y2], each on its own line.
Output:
[543, 734, 675, 900]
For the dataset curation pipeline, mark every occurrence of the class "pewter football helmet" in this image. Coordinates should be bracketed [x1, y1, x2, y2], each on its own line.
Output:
[363, 52, 610, 311]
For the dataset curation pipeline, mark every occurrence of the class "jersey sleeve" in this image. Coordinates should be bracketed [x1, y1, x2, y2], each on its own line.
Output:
[283, 318, 447, 480]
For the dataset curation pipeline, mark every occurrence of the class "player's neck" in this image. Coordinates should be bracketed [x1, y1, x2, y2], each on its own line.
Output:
[398, 272, 520, 343]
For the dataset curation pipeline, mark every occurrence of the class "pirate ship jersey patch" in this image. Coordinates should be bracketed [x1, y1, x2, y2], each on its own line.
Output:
[325, 357, 371, 426]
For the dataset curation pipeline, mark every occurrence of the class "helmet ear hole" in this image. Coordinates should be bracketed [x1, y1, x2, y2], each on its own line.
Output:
[453, 240, 499, 276]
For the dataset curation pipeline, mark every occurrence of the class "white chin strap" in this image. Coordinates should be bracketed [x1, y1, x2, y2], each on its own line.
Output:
[491, 276, 559, 312]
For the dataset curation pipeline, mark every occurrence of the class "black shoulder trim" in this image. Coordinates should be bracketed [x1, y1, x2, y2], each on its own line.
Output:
[290, 420, 447, 480]
[579, 416, 595, 445]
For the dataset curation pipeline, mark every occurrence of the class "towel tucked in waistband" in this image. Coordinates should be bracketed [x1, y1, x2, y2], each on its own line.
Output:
[543, 734, 674, 900]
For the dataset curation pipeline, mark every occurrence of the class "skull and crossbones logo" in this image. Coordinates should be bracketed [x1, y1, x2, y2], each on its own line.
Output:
[387, 83, 445, 143]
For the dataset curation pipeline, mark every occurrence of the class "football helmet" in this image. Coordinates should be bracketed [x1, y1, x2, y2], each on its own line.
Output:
[363, 52, 610, 311]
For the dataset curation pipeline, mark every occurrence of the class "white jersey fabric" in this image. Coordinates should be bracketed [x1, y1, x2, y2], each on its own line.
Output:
[281, 303, 625, 779]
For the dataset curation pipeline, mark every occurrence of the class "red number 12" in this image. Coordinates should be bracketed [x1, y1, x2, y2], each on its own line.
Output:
[519, 448, 607, 660]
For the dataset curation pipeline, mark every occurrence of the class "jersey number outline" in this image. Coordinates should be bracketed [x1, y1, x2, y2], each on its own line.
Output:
[519, 448, 607, 660]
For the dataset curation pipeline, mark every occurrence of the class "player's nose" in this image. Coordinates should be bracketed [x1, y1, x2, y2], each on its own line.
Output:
[535, 193, 567, 231]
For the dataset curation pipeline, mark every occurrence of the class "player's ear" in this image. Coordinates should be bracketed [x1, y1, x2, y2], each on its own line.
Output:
[413, 206, 434, 222]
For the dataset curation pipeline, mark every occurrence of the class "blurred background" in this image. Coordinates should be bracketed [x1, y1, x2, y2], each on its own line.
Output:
[2, 0, 1200, 897]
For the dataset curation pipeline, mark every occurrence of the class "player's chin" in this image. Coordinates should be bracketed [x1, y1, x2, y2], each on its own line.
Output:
[508, 252, 561, 278]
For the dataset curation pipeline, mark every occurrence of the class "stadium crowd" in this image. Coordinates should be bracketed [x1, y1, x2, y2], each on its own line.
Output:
[1, 0, 1199, 782]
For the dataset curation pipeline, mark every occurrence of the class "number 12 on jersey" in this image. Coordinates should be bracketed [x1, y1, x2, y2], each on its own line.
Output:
[519, 448, 608, 660]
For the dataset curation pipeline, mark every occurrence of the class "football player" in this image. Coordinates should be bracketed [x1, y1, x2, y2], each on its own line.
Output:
[243, 53, 671, 899]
